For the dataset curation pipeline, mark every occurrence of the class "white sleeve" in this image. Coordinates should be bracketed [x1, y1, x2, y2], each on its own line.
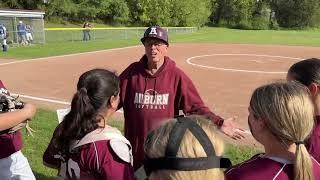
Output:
[3, 26, 6, 37]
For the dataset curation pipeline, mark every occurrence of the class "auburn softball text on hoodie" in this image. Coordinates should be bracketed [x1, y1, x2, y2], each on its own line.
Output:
[119, 55, 224, 169]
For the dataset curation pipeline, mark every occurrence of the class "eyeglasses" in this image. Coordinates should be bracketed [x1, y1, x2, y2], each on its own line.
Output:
[144, 40, 166, 47]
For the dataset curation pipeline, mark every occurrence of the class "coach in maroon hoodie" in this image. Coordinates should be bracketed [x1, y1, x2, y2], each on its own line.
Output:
[119, 26, 245, 170]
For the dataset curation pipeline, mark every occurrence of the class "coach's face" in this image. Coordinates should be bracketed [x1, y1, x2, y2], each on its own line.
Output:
[144, 38, 168, 64]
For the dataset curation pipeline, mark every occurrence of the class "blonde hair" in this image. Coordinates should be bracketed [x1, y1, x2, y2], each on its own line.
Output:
[144, 115, 225, 180]
[250, 81, 315, 180]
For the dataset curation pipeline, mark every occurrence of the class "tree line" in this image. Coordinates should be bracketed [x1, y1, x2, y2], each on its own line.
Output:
[1, 0, 320, 29]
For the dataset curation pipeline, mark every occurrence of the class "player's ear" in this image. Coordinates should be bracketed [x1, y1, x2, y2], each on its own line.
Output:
[256, 117, 267, 131]
[308, 83, 319, 97]
[108, 95, 119, 110]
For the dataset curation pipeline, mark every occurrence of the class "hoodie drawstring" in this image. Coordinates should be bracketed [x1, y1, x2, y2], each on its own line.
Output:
[144, 78, 147, 94]
[153, 78, 157, 96]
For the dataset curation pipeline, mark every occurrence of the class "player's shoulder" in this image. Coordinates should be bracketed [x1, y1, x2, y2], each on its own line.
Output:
[109, 139, 133, 164]
[82, 139, 132, 164]
[81, 139, 110, 155]
[312, 157, 320, 171]
[313, 116, 320, 131]
[225, 154, 267, 177]
[312, 161, 320, 180]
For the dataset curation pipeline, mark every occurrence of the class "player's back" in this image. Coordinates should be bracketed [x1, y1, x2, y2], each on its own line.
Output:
[225, 153, 320, 180]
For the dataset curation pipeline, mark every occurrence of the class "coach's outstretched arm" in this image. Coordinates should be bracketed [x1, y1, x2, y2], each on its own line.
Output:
[178, 71, 245, 140]
[0, 103, 36, 131]
[220, 117, 245, 140]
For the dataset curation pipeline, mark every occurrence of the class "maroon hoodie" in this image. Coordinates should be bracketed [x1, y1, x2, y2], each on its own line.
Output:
[0, 80, 23, 159]
[119, 55, 224, 169]
[307, 116, 320, 162]
[225, 154, 320, 180]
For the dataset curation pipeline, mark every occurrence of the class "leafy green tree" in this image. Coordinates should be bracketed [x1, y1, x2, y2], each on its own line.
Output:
[131, 0, 211, 26]
[126, 0, 143, 25]
[99, 0, 129, 24]
[171, 0, 212, 27]
[251, 0, 272, 29]
[72, 0, 129, 24]
[215, 0, 255, 28]
[271, 0, 320, 28]
[137, 0, 172, 26]
[44, 0, 75, 22]
[0, 0, 43, 9]
[208, 0, 218, 24]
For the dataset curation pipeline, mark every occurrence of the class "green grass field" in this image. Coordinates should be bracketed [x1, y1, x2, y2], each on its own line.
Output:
[172, 27, 320, 46]
[22, 109, 259, 179]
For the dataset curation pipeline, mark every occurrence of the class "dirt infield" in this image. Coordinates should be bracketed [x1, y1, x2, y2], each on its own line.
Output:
[1, 43, 320, 144]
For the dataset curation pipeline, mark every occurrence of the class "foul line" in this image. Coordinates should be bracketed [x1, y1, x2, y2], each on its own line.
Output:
[186, 54, 302, 74]
[11, 93, 124, 113]
[11, 93, 71, 105]
[0, 45, 140, 66]
[11, 94, 249, 135]
[1, 45, 137, 113]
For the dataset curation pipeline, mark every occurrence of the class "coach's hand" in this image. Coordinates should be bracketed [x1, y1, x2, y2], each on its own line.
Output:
[22, 103, 36, 120]
[221, 117, 246, 140]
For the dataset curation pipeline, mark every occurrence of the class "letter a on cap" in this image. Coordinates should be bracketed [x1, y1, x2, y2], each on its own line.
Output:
[149, 27, 157, 35]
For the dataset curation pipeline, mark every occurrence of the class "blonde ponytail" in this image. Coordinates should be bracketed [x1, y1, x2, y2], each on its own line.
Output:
[250, 81, 315, 180]
[295, 144, 313, 180]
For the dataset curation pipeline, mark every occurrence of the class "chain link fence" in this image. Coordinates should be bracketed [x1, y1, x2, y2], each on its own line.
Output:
[0, 10, 45, 46]
[44, 27, 198, 43]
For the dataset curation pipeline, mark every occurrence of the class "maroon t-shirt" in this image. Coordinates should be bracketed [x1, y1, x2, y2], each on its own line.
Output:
[119, 55, 224, 170]
[307, 116, 320, 163]
[225, 154, 320, 180]
[43, 132, 134, 179]
[0, 80, 23, 159]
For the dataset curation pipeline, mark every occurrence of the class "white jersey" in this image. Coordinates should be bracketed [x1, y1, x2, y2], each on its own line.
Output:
[0, 25, 6, 40]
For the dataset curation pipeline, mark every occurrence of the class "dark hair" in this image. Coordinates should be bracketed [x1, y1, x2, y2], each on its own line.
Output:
[53, 69, 119, 154]
[288, 58, 320, 86]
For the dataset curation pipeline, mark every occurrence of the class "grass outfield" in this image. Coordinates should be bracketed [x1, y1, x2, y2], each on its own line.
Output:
[172, 27, 320, 46]
[0, 27, 320, 59]
[22, 109, 259, 179]
[0, 39, 138, 59]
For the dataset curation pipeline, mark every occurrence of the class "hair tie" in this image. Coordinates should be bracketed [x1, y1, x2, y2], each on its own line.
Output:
[80, 87, 87, 94]
[295, 141, 304, 146]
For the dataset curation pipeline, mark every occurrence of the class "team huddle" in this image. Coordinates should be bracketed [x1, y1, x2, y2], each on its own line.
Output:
[1, 26, 320, 180]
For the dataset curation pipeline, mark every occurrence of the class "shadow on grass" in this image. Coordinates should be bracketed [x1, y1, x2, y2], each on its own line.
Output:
[34, 172, 57, 180]
[225, 143, 262, 165]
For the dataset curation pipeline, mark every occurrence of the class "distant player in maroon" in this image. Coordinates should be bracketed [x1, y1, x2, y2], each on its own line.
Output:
[0, 80, 36, 179]
[119, 25, 245, 170]
[226, 82, 320, 180]
[43, 69, 134, 179]
[287, 58, 320, 162]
